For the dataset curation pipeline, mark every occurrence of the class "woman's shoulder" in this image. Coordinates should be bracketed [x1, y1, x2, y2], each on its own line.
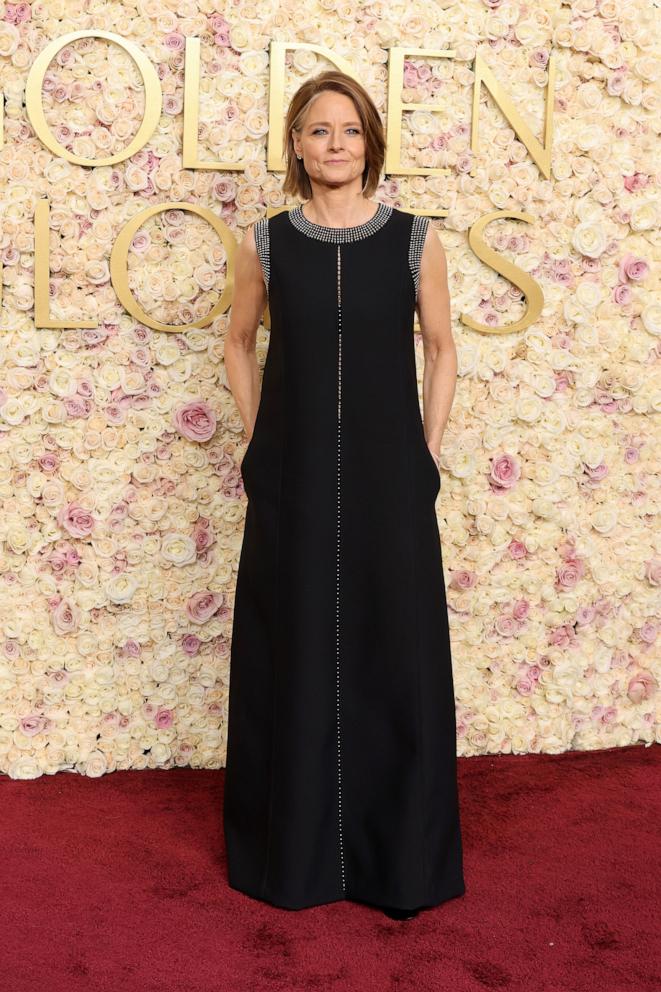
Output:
[257, 208, 292, 231]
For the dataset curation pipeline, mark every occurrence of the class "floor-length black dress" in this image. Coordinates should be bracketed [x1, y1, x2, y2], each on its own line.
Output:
[223, 201, 465, 911]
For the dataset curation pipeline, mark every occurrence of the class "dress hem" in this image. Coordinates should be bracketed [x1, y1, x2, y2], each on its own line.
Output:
[227, 878, 467, 913]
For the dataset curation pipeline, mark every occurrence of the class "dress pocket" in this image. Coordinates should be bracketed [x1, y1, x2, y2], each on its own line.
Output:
[241, 393, 265, 476]
[420, 436, 441, 497]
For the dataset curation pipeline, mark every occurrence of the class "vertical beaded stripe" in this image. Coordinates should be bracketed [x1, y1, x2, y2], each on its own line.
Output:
[336, 242, 346, 894]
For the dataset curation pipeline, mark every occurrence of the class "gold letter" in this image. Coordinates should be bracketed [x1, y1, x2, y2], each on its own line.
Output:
[110, 202, 235, 333]
[183, 37, 244, 171]
[472, 51, 556, 179]
[26, 30, 161, 167]
[461, 210, 543, 335]
[385, 47, 455, 177]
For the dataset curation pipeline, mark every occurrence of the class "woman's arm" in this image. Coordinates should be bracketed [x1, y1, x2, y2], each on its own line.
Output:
[225, 224, 268, 442]
[416, 224, 457, 468]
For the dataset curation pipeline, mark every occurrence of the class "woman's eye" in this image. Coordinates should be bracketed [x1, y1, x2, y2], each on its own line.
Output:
[312, 128, 361, 135]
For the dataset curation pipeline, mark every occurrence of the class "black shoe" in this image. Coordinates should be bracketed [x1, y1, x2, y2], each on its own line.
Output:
[381, 906, 419, 920]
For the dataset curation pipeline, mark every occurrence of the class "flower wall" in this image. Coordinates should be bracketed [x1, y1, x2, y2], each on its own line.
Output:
[0, 0, 659, 779]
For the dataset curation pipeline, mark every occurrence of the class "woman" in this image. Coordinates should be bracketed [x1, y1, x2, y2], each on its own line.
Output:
[223, 69, 465, 921]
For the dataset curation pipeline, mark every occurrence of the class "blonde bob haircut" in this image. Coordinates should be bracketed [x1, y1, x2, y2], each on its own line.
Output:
[282, 70, 386, 201]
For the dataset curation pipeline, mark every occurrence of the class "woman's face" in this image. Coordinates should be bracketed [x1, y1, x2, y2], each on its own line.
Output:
[292, 90, 366, 193]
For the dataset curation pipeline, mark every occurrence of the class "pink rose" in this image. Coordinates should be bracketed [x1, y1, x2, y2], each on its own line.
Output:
[613, 283, 632, 305]
[639, 623, 657, 645]
[584, 462, 609, 482]
[122, 640, 141, 657]
[645, 558, 661, 586]
[489, 453, 521, 490]
[193, 518, 215, 553]
[449, 570, 477, 590]
[515, 677, 534, 696]
[508, 540, 528, 560]
[173, 400, 217, 443]
[495, 615, 518, 637]
[57, 502, 95, 538]
[548, 624, 577, 648]
[51, 599, 80, 635]
[6, 3, 32, 24]
[575, 605, 596, 625]
[155, 708, 174, 729]
[48, 549, 68, 575]
[163, 32, 185, 51]
[556, 559, 585, 589]
[209, 13, 230, 31]
[512, 599, 529, 621]
[403, 63, 419, 87]
[554, 371, 573, 392]
[38, 453, 59, 472]
[618, 253, 649, 283]
[627, 672, 657, 703]
[186, 590, 223, 624]
[182, 634, 201, 656]
[64, 396, 93, 418]
[624, 447, 640, 464]
[211, 177, 237, 202]
[4, 640, 19, 659]
[623, 173, 649, 193]
[20, 715, 47, 737]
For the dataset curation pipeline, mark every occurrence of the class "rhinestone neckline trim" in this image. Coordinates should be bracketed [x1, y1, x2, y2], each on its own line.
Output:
[288, 201, 393, 242]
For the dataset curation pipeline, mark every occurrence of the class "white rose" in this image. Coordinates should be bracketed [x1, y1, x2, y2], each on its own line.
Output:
[97, 363, 122, 390]
[509, 393, 535, 427]
[575, 280, 603, 308]
[572, 221, 607, 258]
[161, 532, 197, 566]
[80, 750, 108, 777]
[119, 371, 146, 395]
[640, 301, 661, 337]
[7, 755, 42, 779]
[590, 507, 618, 534]
[582, 443, 605, 468]
[0, 22, 20, 57]
[48, 368, 77, 398]
[0, 397, 28, 426]
[531, 373, 556, 398]
[154, 340, 181, 365]
[106, 574, 138, 605]
[629, 200, 657, 232]
[150, 742, 173, 764]
[6, 524, 31, 555]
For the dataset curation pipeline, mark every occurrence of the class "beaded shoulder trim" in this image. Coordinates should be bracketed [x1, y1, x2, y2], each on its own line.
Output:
[253, 217, 270, 297]
[409, 214, 430, 301]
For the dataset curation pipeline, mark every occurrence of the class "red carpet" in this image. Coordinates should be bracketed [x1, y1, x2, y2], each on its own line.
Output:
[3, 744, 659, 992]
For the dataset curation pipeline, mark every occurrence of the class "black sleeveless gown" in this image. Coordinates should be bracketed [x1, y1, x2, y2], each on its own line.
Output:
[223, 201, 465, 912]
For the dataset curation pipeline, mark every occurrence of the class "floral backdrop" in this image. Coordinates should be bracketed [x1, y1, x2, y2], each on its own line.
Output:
[0, 0, 658, 779]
